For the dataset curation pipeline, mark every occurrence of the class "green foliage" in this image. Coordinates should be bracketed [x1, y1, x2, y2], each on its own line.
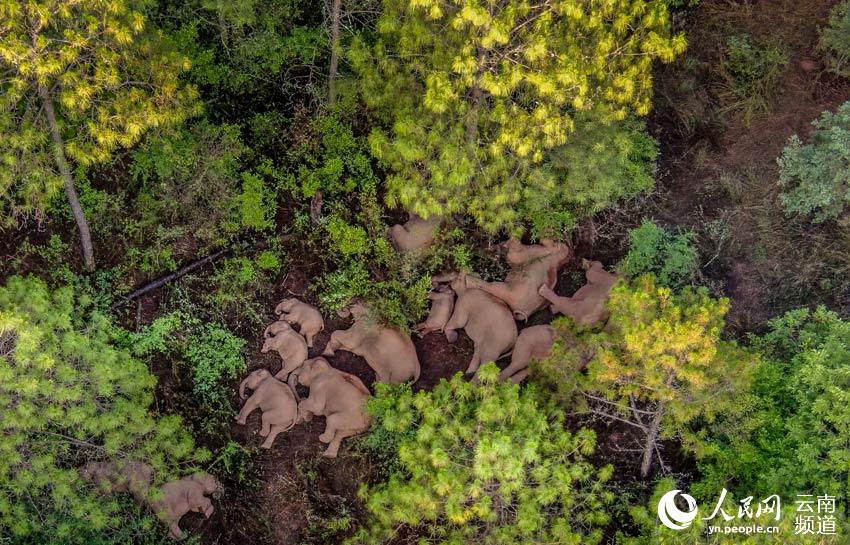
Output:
[349, 364, 613, 544]
[778, 102, 850, 223]
[0, 0, 198, 226]
[0, 276, 207, 541]
[694, 307, 850, 510]
[525, 116, 659, 238]
[350, 0, 685, 233]
[236, 172, 276, 231]
[819, 0, 850, 78]
[718, 35, 788, 122]
[617, 219, 699, 288]
[128, 311, 246, 414]
[200, 253, 282, 329]
[209, 441, 255, 485]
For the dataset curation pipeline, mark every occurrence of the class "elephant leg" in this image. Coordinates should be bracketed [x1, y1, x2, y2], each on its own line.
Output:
[509, 368, 529, 384]
[259, 413, 272, 437]
[304, 330, 315, 348]
[479, 281, 513, 306]
[322, 428, 359, 458]
[169, 522, 184, 540]
[236, 395, 260, 424]
[500, 343, 532, 381]
[261, 424, 286, 449]
[318, 419, 338, 443]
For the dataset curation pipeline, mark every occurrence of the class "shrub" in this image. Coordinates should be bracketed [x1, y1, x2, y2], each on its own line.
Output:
[617, 219, 699, 288]
[694, 307, 850, 510]
[819, 0, 850, 78]
[128, 311, 246, 415]
[0, 277, 207, 542]
[778, 102, 850, 223]
[349, 364, 613, 544]
[718, 35, 788, 122]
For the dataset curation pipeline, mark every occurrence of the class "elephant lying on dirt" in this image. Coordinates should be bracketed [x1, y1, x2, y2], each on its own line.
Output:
[79, 460, 154, 502]
[388, 212, 441, 252]
[478, 238, 570, 321]
[288, 357, 371, 458]
[150, 473, 222, 540]
[437, 272, 517, 377]
[323, 303, 420, 384]
[237, 368, 300, 448]
[262, 321, 308, 379]
[413, 286, 455, 337]
[538, 260, 618, 327]
[274, 298, 324, 348]
[498, 325, 555, 384]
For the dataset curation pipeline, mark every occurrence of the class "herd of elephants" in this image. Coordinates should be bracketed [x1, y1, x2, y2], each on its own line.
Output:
[79, 213, 619, 539]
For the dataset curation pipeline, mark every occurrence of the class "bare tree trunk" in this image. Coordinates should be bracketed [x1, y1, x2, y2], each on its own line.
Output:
[327, 0, 342, 104]
[38, 85, 95, 271]
[640, 403, 664, 478]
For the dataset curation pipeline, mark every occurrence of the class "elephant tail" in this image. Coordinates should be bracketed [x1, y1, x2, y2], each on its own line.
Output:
[342, 373, 371, 396]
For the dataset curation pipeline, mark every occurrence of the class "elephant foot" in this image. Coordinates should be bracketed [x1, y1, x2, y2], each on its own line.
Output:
[259, 428, 270, 437]
[322, 446, 339, 458]
[260, 439, 274, 449]
[236, 417, 247, 425]
[318, 431, 334, 443]
[445, 330, 458, 343]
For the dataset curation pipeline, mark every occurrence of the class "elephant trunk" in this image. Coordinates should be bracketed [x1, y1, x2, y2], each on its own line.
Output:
[287, 370, 301, 402]
[239, 378, 250, 400]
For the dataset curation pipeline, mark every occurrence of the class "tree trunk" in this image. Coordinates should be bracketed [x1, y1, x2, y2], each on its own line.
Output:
[327, 0, 342, 104]
[465, 50, 488, 149]
[38, 85, 95, 271]
[640, 402, 664, 478]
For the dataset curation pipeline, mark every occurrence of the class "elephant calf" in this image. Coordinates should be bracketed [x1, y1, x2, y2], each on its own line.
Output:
[237, 368, 300, 448]
[499, 325, 555, 384]
[388, 212, 441, 252]
[262, 321, 308, 379]
[441, 272, 517, 377]
[150, 473, 222, 540]
[290, 357, 371, 458]
[275, 297, 324, 348]
[323, 303, 420, 384]
[413, 286, 455, 337]
[538, 260, 618, 327]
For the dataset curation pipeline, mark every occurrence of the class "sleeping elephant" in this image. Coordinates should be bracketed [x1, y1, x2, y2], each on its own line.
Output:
[274, 298, 324, 348]
[441, 272, 518, 377]
[237, 368, 300, 448]
[79, 460, 154, 502]
[150, 472, 222, 540]
[388, 212, 441, 252]
[478, 239, 570, 321]
[262, 321, 308, 379]
[413, 286, 455, 337]
[538, 259, 618, 327]
[498, 325, 555, 384]
[323, 305, 420, 384]
[288, 357, 371, 458]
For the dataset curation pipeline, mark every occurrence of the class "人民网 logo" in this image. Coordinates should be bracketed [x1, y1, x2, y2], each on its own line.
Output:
[658, 489, 699, 530]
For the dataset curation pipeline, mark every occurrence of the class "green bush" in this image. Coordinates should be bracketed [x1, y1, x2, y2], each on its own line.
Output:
[348, 364, 613, 544]
[778, 102, 850, 223]
[718, 35, 788, 121]
[128, 311, 246, 414]
[617, 219, 699, 288]
[0, 277, 207, 542]
[819, 0, 850, 78]
[694, 307, 850, 508]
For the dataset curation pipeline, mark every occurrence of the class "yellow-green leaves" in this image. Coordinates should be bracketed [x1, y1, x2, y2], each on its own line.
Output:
[351, 366, 614, 544]
[351, 0, 685, 233]
[0, 0, 198, 227]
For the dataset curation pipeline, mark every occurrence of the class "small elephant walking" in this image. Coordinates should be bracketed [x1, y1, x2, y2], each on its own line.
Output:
[237, 368, 300, 448]
[498, 325, 555, 384]
[262, 321, 308, 379]
[538, 260, 618, 327]
[150, 473, 222, 540]
[289, 357, 371, 458]
[274, 297, 324, 348]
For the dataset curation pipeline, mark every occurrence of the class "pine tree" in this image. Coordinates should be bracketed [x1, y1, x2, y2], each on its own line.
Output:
[350, 0, 686, 232]
[350, 363, 613, 544]
[0, 276, 208, 541]
[0, 0, 199, 270]
[541, 275, 755, 478]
